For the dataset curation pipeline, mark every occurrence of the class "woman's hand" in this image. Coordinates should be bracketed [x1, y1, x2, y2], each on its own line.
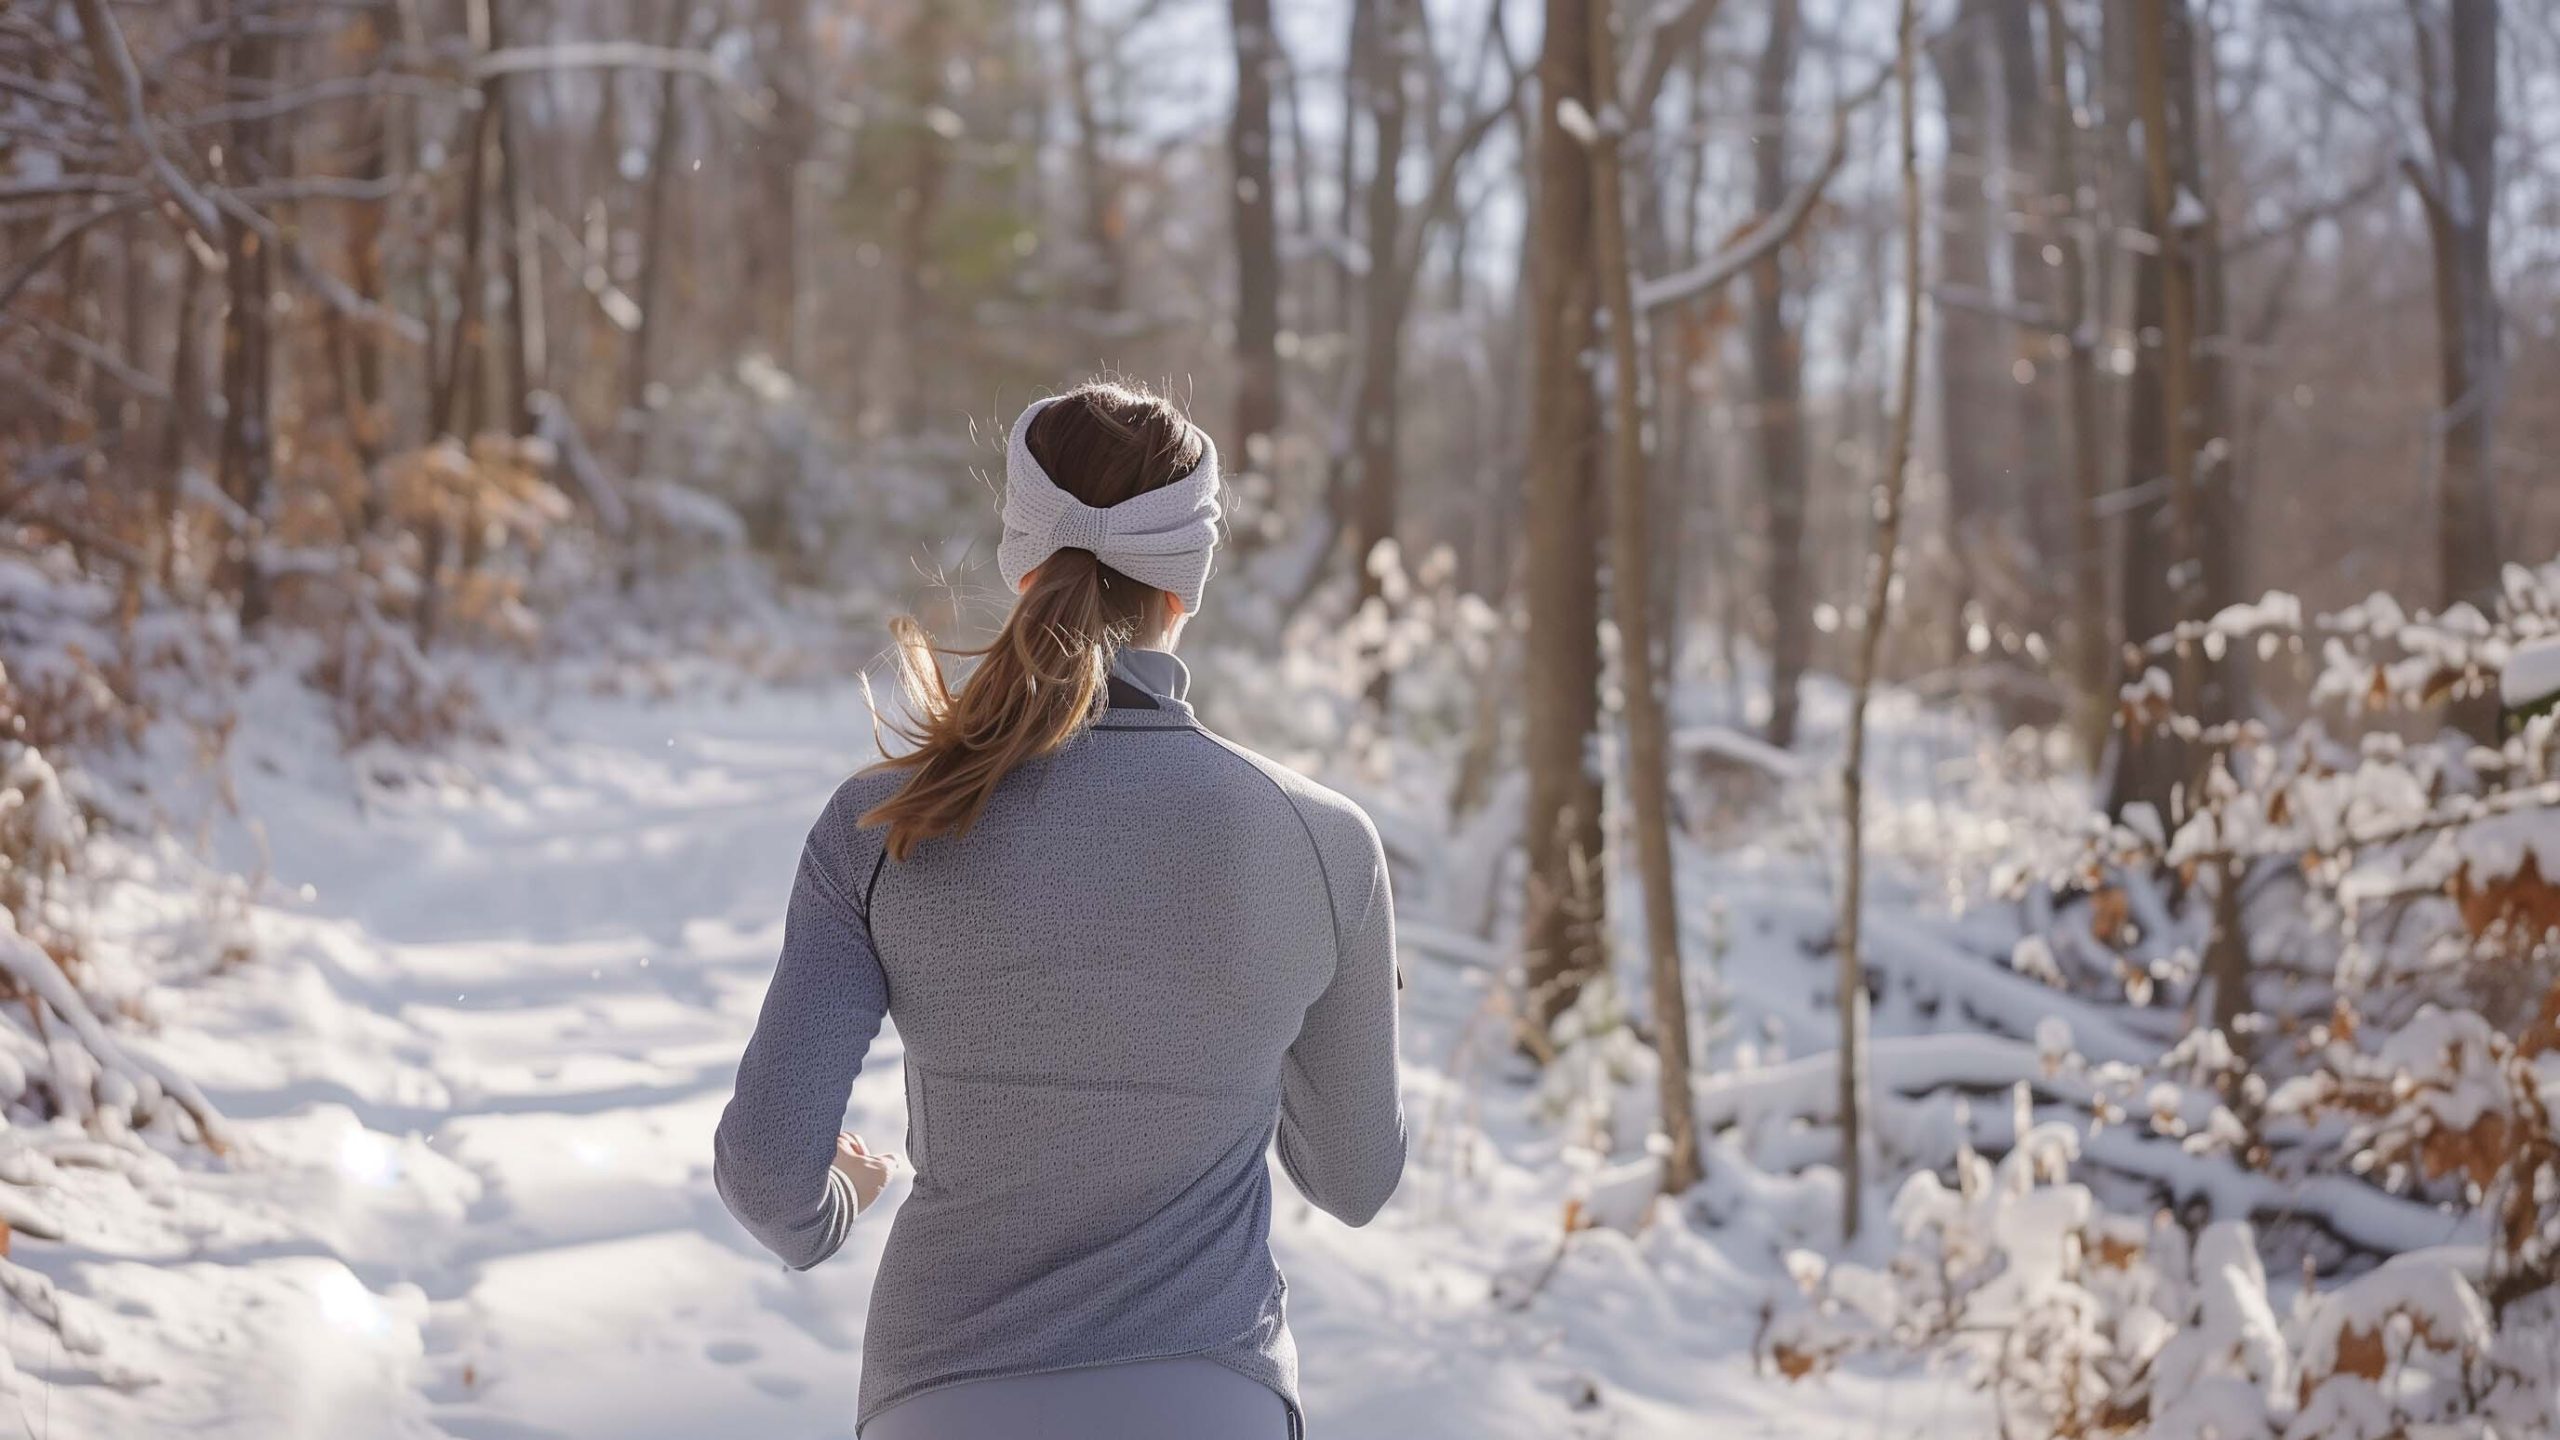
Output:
[832, 1131, 899, 1213]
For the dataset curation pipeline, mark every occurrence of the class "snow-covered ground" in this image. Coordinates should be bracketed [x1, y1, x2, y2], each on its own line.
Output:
[18, 674, 1973, 1440]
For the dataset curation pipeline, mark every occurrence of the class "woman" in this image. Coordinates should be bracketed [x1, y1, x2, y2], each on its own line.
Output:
[713, 380, 1406, 1440]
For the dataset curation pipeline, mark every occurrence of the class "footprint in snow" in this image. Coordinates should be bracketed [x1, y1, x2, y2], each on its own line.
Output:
[751, 1373, 808, 1400]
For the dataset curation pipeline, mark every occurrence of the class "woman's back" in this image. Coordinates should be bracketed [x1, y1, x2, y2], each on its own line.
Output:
[714, 650, 1405, 1431]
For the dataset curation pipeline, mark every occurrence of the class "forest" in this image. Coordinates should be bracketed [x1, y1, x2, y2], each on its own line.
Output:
[3, 0, 2559, 1435]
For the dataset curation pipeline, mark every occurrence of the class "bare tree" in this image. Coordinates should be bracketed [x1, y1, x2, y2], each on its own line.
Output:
[2112, 0, 2256, 1060]
[1350, 0, 1418, 614]
[435, 0, 501, 440]
[2106, 0, 2212, 820]
[1521, 0, 1609, 1039]
[2037, 0, 2110, 767]
[1585, 0, 1703, 1196]
[887, 0, 950, 436]
[2409, 0, 2504, 725]
[215, 0, 282, 627]
[490, 0, 543, 433]
[1345, 2, 1519, 620]
[1836, 0, 1926, 1242]
[744, 0, 811, 364]
[1996, 0, 2062, 570]
[1932, 0, 2015, 653]
[1227, 0, 1284, 460]
[1059, 0, 1124, 315]
[1749, 0, 1811, 750]
[625, 0, 699, 463]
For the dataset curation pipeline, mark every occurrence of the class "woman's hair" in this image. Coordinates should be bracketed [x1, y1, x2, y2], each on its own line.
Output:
[860, 381, 1207, 860]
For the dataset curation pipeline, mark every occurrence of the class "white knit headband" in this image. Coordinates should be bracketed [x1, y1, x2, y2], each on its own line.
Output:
[996, 396, 1223, 613]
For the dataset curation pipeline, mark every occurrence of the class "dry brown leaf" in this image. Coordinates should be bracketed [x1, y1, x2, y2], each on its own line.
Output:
[1772, 1343, 1824, 1381]
[2090, 886, 2131, 946]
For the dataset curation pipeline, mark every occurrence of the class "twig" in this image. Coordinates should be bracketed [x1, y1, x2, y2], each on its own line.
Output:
[0, 196, 155, 315]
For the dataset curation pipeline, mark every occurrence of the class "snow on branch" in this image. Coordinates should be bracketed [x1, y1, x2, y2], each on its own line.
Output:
[0, 916, 228, 1151]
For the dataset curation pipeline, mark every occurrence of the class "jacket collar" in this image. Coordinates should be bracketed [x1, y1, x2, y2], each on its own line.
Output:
[1104, 647, 1195, 720]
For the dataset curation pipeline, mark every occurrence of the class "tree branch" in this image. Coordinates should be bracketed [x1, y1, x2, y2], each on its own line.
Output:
[1933, 281, 2056, 332]
[0, 196, 155, 315]
[2225, 164, 2395, 255]
[65, 0, 226, 247]
[208, 188, 426, 346]
[1392, 6, 1526, 296]
[1635, 62, 1888, 314]
[471, 41, 728, 84]
[1622, 0, 1725, 121]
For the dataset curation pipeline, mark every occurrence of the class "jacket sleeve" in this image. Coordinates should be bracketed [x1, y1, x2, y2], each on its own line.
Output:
[713, 837, 888, 1270]
[1275, 815, 1407, 1225]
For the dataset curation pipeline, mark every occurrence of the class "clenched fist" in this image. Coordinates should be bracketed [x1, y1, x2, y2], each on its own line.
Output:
[833, 1132, 899, 1213]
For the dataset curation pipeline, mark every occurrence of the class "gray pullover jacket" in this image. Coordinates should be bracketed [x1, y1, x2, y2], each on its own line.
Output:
[712, 649, 1406, 1431]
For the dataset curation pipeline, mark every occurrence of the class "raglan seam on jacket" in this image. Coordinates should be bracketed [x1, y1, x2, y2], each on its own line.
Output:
[801, 842, 870, 930]
[861, 846, 891, 921]
[1188, 730, 1348, 984]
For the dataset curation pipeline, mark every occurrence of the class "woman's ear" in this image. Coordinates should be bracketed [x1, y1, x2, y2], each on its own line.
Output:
[1163, 590, 1187, 619]
[1016, 566, 1039, 595]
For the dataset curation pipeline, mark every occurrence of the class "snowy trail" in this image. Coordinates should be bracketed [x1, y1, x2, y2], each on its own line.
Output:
[33, 681, 1961, 1440]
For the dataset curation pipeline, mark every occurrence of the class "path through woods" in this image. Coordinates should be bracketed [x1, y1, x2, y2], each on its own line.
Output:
[26, 680, 1947, 1439]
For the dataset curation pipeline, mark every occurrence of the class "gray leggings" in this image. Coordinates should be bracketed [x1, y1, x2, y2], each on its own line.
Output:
[861, 1357, 1293, 1440]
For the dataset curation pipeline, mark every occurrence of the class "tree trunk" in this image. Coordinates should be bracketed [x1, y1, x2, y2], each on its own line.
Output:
[625, 0, 696, 463]
[1227, 0, 1284, 462]
[1995, 0, 2062, 572]
[2037, 0, 2108, 769]
[2188, 54, 2243, 727]
[1352, 0, 1413, 614]
[745, 0, 808, 365]
[1333, 0, 1372, 340]
[216, 0, 278, 629]
[489, 0, 542, 433]
[425, 0, 500, 647]
[1836, 0, 1926, 1242]
[1637, 26, 1710, 691]
[1749, 0, 1810, 750]
[435, 9, 497, 439]
[1662, 31, 1715, 690]
[1932, 0, 2009, 658]
[2115, 0, 2253, 1057]
[160, 248, 208, 585]
[339, 15, 391, 474]
[116, 211, 150, 458]
[2418, 0, 2503, 733]
[1586, 0, 1703, 1197]
[2105, 0, 2207, 821]
[1520, 0, 1608, 1041]
[888, 1, 949, 436]
[1059, 0, 1124, 316]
